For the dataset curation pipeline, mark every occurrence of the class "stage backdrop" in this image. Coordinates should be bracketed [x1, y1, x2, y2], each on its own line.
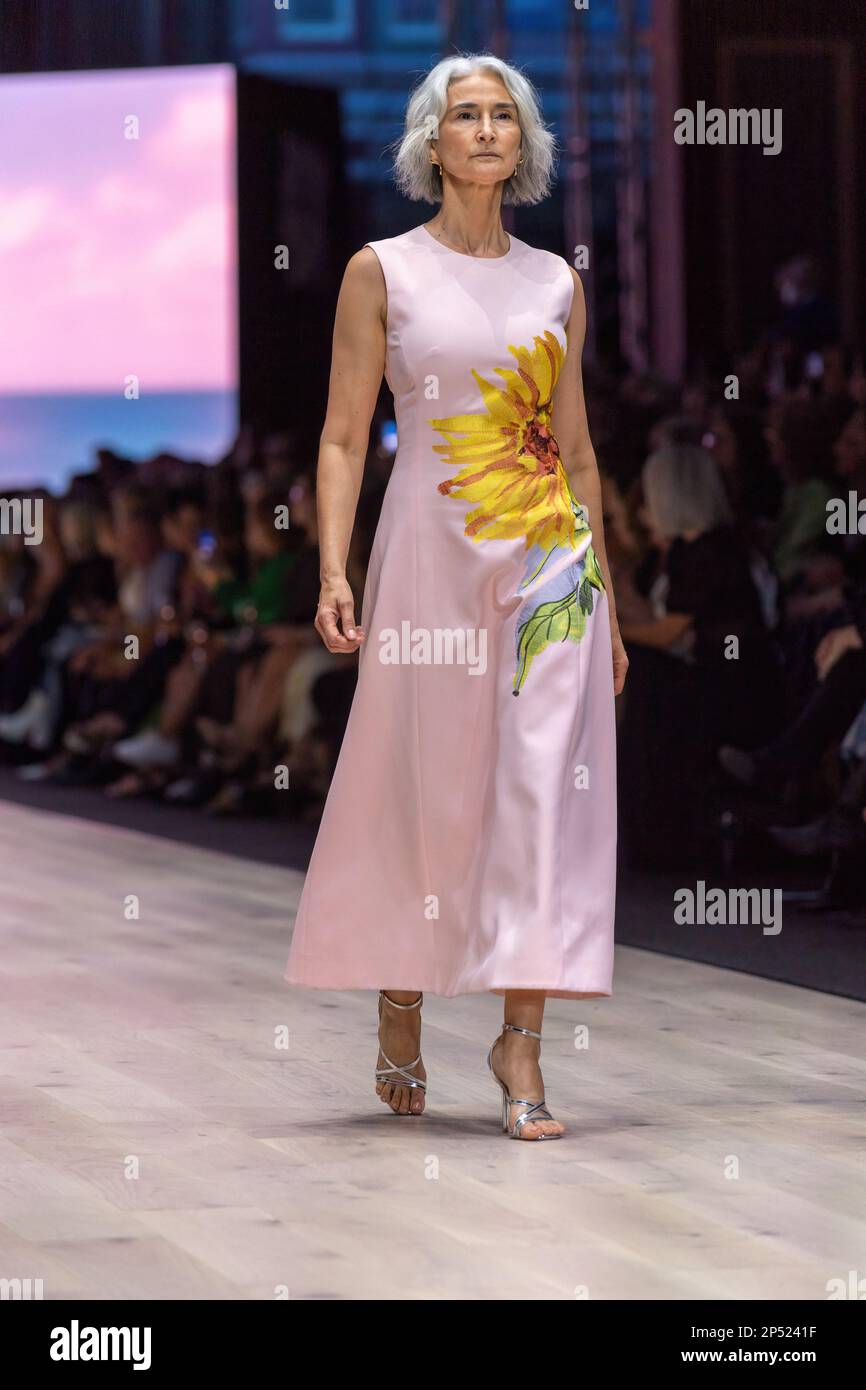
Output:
[0, 63, 238, 493]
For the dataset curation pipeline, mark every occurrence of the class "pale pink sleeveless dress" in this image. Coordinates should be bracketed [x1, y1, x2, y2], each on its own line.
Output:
[284, 224, 617, 999]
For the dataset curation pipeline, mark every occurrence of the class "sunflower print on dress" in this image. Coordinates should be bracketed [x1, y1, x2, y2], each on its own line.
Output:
[429, 330, 605, 694]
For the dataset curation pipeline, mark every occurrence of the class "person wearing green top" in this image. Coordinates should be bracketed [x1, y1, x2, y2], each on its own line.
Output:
[771, 475, 833, 585]
[213, 494, 296, 626]
[766, 399, 840, 586]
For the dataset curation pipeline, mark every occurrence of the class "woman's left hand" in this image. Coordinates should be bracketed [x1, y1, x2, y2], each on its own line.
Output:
[610, 621, 629, 695]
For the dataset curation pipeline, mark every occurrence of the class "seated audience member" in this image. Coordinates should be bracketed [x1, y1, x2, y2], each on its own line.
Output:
[0, 495, 67, 713]
[704, 403, 782, 534]
[617, 443, 780, 865]
[104, 488, 304, 796]
[0, 499, 116, 749]
[764, 398, 842, 588]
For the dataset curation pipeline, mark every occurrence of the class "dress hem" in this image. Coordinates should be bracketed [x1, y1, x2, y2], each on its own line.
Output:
[284, 969, 611, 1001]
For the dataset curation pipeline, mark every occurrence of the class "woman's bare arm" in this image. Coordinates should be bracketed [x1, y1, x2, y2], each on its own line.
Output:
[551, 270, 614, 605]
[314, 247, 386, 653]
[551, 267, 629, 694]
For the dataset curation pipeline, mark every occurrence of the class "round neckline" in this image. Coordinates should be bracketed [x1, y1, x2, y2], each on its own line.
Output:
[417, 223, 517, 263]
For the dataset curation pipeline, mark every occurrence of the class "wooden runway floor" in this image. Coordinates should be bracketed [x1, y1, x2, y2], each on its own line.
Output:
[1, 801, 864, 1300]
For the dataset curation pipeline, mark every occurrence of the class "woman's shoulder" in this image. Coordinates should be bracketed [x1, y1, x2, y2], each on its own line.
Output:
[513, 240, 581, 314]
[514, 235, 570, 267]
[350, 227, 424, 287]
[357, 226, 423, 267]
[509, 233, 574, 276]
[362, 226, 419, 252]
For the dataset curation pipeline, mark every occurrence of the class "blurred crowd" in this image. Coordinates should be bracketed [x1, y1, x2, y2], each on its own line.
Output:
[0, 425, 390, 819]
[600, 288, 866, 905]
[1, 253, 865, 903]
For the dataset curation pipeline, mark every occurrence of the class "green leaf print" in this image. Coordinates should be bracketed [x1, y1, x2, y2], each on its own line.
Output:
[513, 589, 587, 695]
[512, 545, 605, 696]
[577, 576, 595, 614]
[583, 543, 606, 593]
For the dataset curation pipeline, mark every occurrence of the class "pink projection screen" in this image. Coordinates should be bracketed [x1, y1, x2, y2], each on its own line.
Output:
[0, 64, 238, 493]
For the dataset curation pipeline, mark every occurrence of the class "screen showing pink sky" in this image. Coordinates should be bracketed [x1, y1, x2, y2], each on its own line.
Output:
[0, 64, 237, 393]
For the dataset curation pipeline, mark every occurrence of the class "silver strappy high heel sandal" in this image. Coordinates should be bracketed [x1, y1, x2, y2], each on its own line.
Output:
[376, 990, 426, 1111]
[486, 1022, 562, 1139]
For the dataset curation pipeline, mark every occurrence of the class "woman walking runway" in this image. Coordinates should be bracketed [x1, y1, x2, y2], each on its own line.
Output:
[285, 53, 627, 1138]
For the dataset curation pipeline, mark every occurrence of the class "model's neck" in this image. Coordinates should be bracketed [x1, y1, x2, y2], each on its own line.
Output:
[424, 188, 509, 257]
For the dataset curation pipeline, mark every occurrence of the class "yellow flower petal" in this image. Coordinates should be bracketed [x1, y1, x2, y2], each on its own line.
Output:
[430, 331, 581, 553]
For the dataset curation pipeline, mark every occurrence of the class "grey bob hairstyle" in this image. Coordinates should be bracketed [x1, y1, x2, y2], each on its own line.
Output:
[642, 444, 735, 542]
[391, 54, 557, 207]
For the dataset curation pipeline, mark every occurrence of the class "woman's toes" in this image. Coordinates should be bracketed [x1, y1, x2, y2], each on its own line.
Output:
[511, 1107, 563, 1139]
[379, 1078, 403, 1112]
[536, 1119, 564, 1138]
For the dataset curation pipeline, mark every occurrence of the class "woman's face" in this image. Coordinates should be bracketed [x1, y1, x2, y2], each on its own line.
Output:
[430, 71, 522, 191]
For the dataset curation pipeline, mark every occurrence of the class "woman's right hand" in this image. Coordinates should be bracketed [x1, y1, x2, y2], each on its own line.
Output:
[316, 576, 365, 653]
